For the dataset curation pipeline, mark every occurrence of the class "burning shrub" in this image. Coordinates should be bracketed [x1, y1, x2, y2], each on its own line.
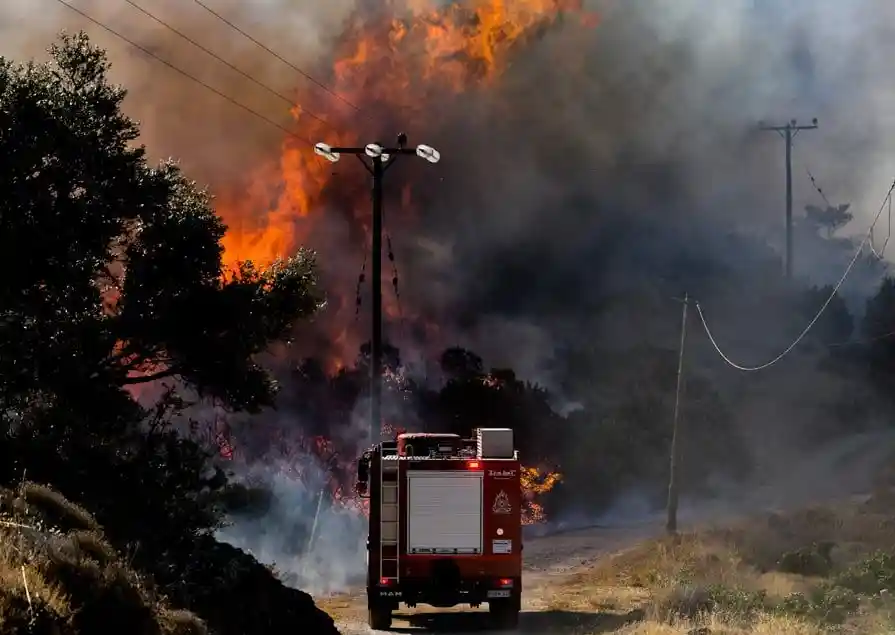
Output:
[216, 346, 564, 530]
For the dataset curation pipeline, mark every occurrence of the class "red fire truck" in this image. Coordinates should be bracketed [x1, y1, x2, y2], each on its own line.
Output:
[355, 428, 523, 630]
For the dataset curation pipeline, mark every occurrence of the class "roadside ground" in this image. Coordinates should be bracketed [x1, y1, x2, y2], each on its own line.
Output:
[320, 471, 895, 633]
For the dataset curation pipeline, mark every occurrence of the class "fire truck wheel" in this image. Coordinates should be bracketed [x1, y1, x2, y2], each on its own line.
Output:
[489, 600, 520, 630]
[368, 604, 393, 631]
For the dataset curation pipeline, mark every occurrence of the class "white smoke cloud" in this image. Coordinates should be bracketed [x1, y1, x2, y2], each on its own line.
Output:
[216, 458, 367, 594]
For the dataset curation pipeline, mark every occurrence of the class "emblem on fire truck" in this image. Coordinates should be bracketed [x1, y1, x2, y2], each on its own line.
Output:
[492, 489, 512, 514]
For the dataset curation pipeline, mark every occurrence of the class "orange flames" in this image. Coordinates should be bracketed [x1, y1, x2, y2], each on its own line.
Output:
[209, 0, 587, 522]
[212, 0, 596, 367]
[520, 465, 563, 524]
[215, 0, 597, 296]
[218, 428, 560, 525]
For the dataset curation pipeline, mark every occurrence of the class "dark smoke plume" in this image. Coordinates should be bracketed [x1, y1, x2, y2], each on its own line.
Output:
[4, 0, 895, 592]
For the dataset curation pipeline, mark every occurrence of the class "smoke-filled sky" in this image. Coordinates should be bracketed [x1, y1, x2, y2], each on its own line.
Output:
[8, 0, 895, 592]
[2, 0, 895, 377]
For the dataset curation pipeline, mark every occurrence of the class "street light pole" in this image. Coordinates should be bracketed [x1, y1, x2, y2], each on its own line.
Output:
[314, 135, 441, 444]
[370, 155, 384, 445]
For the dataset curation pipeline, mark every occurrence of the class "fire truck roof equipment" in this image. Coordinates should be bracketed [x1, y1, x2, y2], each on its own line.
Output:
[475, 428, 514, 459]
[398, 433, 464, 457]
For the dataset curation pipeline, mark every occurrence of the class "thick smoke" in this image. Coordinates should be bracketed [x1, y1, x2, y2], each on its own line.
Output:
[216, 457, 367, 594]
[5, 0, 895, 590]
[0, 0, 355, 186]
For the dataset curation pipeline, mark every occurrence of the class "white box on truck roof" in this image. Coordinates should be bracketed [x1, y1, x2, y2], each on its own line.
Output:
[476, 428, 514, 459]
[406, 470, 483, 555]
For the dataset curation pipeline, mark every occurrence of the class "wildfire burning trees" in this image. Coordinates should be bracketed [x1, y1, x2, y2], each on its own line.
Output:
[215, 0, 597, 365]
[216, 356, 563, 525]
[204, 0, 584, 524]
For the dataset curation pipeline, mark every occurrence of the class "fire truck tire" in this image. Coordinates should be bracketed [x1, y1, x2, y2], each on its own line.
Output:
[489, 600, 520, 630]
[368, 604, 393, 631]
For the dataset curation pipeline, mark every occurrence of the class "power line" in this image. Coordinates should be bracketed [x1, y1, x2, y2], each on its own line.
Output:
[385, 232, 402, 319]
[50, 0, 314, 146]
[354, 247, 367, 321]
[797, 150, 891, 260]
[792, 138, 832, 209]
[828, 329, 895, 348]
[188, 0, 362, 114]
[122, 0, 335, 130]
[868, 193, 892, 260]
[804, 165, 832, 208]
[696, 176, 895, 372]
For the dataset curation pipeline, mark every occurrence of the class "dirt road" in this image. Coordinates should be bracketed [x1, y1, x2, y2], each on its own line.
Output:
[320, 524, 656, 634]
[320, 428, 895, 634]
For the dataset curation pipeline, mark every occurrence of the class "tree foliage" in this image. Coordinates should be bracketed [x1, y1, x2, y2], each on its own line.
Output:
[0, 32, 332, 635]
[797, 284, 854, 347]
[255, 340, 746, 521]
[863, 277, 895, 391]
[0, 32, 321, 413]
[804, 204, 853, 238]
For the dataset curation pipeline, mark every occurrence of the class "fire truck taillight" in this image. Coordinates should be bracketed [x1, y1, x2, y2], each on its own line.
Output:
[498, 578, 513, 588]
[379, 577, 391, 586]
[466, 460, 481, 469]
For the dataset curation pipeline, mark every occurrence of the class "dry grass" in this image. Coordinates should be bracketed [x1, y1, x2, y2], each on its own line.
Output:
[545, 486, 895, 634]
[613, 612, 828, 634]
[0, 482, 207, 635]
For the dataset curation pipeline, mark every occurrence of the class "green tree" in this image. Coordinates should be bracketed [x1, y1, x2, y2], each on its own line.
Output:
[554, 343, 747, 511]
[797, 285, 853, 347]
[0, 32, 321, 415]
[427, 349, 563, 458]
[804, 203, 853, 238]
[863, 277, 895, 387]
[0, 32, 333, 634]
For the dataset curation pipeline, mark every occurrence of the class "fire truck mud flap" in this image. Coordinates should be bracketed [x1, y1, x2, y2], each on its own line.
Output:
[488, 583, 521, 630]
[489, 599, 520, 630]
[368, 603, 393, 631]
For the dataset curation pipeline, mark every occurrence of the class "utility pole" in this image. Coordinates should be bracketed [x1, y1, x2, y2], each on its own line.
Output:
[759, 118, 818, 279]
[666, 292, 688, 535]
[313, 134, 441, 444]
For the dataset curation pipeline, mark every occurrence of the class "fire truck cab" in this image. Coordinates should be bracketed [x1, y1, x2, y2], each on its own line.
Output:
[355, 428, 522, 630]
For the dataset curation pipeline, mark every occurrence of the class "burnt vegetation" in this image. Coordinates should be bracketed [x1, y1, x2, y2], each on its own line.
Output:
[3, 30, 895, 635]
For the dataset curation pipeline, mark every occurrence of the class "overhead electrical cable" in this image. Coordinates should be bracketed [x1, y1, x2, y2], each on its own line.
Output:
[801, 154, 891, 261]
[696, 176, 895, 372]
[827, 328, 895, 348]
[50, 0, 314, 146]
[354, 246, 368, 320]
[122, 0, 337, 130]
[188, 0, 363, 113]
[868, 193, 892, 260]
[804, 165, 833, 208]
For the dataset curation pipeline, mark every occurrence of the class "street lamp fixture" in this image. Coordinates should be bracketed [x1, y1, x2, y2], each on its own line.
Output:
[314, 142, 340, 163]
[415, 144, 440, 164]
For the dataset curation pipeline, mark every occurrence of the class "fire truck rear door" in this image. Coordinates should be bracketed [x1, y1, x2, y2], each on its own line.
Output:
[406, 470, 483, 555]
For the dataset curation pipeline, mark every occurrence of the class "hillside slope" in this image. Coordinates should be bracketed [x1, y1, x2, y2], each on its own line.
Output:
[0, 482, 340, 635]
[0, 483, 207, 634]
[542, 488, 895, 633]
